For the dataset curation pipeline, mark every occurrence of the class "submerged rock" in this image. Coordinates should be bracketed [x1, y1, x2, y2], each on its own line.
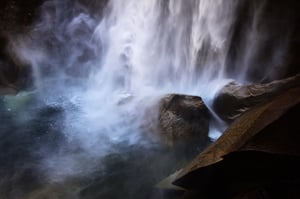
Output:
[212, 74, 300, 122]
[158, 94, 211, 148]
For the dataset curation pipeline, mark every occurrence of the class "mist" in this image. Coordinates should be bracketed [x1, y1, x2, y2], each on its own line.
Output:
[0, 0, 293, 198]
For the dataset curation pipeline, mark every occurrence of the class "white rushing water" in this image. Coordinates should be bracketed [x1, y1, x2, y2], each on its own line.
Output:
[77, 0, 237, 150]
[6, 0, 289, 183]
[6, 0, 239, 182]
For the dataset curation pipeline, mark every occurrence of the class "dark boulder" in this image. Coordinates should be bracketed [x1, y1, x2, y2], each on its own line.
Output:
[158, 94, 211, 148]
[212, 74, 300, 122]
[159, 86, 300, 198]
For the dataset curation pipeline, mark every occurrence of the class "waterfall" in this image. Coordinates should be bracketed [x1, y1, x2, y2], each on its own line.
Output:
[4, 0, 291, 194]
[64, 0, 238, 157]
[89, 0, 238, 94]
[10, 0, 239, 96]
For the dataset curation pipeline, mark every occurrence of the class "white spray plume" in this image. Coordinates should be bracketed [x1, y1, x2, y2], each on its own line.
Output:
[7, 0, 290, 182]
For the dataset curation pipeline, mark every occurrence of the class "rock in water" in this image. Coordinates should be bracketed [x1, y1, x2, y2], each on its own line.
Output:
[158, 94, 211, 148]
[212, 74, 300, 122]
[159, 86, 300, 198]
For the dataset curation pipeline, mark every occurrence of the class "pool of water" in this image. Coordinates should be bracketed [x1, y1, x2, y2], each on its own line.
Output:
[0, 93, 208, 199]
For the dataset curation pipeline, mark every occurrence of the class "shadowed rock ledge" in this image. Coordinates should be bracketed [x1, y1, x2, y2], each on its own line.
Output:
[212, 74, 300, 122]
[159, 83, 300, 199]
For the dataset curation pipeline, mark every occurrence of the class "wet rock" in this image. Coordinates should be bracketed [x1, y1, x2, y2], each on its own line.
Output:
[0, 86, 18, 95]
[160, 86, 300, 198]
[0, 31, 32, 94]
[158, 94, 211, 148]
[212, 74, 300, 122]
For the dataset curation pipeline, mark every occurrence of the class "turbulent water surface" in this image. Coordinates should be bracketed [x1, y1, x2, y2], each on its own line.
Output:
[0, 0, 291, 198]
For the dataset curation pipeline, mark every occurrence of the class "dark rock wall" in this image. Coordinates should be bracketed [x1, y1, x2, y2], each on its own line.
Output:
[0, 0, 44, 91]
[0, 0, 43, 33]
[226, 0, 300, 82]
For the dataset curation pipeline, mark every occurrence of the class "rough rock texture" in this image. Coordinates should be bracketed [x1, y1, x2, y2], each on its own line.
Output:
[158, 94, 211, 148]
[160, 86, 300, 198]
[213, 74, 300, 122]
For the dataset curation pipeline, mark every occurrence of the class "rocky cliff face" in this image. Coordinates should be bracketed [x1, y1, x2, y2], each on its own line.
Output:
[160, 84, 300, 199]
[0, 0, 44, 93]
[225, 0, 300, 82]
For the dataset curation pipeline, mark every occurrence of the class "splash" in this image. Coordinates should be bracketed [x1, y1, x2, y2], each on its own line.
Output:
[77, 0, 237, 152]
[6, 0, 290, 186]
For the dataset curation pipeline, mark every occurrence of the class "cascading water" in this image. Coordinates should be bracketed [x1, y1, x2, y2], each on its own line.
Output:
[88, 0, 237, 94]
[9, 0, 235, 163]
[1, 0, 291, 198]
[12, 0, 238, 97]
[78, 0, 238, 149]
